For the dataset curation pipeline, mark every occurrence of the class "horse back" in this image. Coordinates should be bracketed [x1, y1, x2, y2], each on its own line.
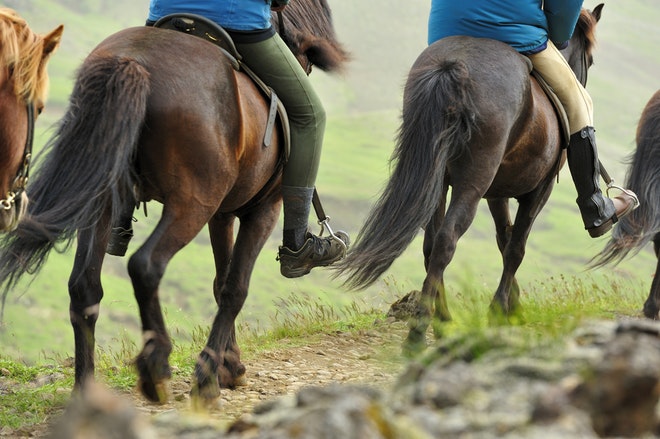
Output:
[88, 26, 281, 211]
[419, 36, 562, 197]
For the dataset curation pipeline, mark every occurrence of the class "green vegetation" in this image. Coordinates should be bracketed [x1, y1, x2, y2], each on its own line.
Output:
[1, 0, 657, 372]
[0, 273, 647, 432]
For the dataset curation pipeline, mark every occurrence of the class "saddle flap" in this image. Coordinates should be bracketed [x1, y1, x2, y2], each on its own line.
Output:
[531, 70, 570, 148]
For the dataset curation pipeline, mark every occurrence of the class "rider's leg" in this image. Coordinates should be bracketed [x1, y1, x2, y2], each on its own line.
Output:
[528, 42, 637, 237]
[235, 33, 348, 277]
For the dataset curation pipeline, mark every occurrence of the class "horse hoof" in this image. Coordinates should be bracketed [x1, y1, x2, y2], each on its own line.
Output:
[402, 337, 426, 358]
[190, 381, 222, 411]
[137, 378, 169, 404]
[218, 369, 247, 389]
[233, 373, 247, 387]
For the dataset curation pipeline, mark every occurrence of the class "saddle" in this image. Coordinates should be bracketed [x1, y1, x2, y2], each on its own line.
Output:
[154, 13, 291, 157]
[520, 55, 570, 148]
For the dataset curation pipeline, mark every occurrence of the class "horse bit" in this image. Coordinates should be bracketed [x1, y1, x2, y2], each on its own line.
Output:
[0, 103, 33, 210]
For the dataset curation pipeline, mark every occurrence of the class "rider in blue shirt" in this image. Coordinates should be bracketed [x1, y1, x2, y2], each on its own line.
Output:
[142, 0, 349, 277]
[428, 0, 638, 237]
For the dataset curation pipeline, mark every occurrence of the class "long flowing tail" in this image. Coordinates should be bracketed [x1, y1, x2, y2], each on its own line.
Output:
[0, 56, 150, 301]
[592, 94, 660, 267]
[334, 60, 478, 289]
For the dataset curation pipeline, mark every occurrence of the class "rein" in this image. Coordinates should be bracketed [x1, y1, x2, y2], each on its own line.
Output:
[577, 45, 588, 87]
[0, 102, 33, 210]
[574, 42, 638, 206]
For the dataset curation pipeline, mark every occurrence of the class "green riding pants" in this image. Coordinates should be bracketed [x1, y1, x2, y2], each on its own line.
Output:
[235, 33, 326, 188]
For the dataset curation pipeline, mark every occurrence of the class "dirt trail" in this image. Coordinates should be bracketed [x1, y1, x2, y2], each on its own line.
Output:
[16, 320, 409, 438]
[132, 321, 408, 424]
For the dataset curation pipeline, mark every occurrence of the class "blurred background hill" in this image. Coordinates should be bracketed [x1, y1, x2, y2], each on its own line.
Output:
[1, 0, 658, 362]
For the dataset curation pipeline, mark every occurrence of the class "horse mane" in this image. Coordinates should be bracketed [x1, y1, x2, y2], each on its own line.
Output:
[575, 7, 598, 56]
[0, 8, 48, 103]
[275, 0, 349, 72]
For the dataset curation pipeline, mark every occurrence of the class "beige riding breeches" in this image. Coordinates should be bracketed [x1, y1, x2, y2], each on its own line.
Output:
[527, 41, 594, 133]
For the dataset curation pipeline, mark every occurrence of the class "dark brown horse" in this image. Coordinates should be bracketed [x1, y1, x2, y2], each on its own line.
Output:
[0, 0, 346, 403]
[0, 8, 62, 231]
[593, 90, 660, 318]
[335, 6, 603, 353]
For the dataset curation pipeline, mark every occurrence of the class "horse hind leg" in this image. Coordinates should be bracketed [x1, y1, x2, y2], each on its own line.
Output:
[192, 195, 281, 403]
[422, 197, 452, 327]
[68, 216, 110, 393]
[406, 187, 483, 354]
[129, 203, 214, 403]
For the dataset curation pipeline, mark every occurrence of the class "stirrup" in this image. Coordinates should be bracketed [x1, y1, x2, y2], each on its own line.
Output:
[316, 215, 348, 253]
[605, 181, 640, 211]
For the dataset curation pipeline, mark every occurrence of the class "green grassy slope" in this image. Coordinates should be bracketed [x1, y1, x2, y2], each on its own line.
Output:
[1, 1, 658, 362]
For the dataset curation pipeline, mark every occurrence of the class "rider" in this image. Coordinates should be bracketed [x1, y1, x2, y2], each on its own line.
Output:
[427, 0, 638, 238]
[109, 0, 349, 277]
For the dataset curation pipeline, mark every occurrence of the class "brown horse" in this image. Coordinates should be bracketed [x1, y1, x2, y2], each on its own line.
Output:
[593, 90, 660, 318]
[0, 0, 346, 403]
[0, 8, 62, 231]
[335, 6, 604, 353]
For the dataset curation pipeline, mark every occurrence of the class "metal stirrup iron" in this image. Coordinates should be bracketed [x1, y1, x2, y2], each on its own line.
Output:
[312, 188, 347, 249]
[598, 159, 640, 209]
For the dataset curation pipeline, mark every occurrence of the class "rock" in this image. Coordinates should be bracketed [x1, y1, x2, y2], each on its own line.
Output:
[47, 380, 158, 439]
[43, 318, 660, 439]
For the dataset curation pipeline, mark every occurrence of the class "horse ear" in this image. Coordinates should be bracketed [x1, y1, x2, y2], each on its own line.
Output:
[591, 3, 604, 22]
[42, 25, 64, 58]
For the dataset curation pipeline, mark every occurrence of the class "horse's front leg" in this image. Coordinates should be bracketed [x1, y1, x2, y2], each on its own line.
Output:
[68, 221, 109, 393]
[192, 196, 281, 402]
[190, 212, 241, 401]
[487, 197, 520, 321]
[489, 190, 550, 322]
[642, 232, 660, 319]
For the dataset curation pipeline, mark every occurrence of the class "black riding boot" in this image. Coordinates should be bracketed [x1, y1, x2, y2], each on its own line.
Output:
[567, 127, 618, 238]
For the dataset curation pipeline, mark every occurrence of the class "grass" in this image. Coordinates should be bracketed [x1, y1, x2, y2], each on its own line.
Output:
[0, 3, 655, 432]
[0, 273, 648, 432]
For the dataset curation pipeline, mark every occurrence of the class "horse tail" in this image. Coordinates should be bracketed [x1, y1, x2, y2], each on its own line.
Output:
[592, 93, 660, 267]
[0, 56, 149, 294]
[335, 60, 478, 289]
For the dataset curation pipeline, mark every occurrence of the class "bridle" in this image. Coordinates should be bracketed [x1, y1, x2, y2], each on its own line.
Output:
[575, 42, 589, 87]
[0, 102, 34, 210]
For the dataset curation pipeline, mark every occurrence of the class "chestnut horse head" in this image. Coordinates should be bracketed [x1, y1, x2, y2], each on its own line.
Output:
[0, 8, 62, 231]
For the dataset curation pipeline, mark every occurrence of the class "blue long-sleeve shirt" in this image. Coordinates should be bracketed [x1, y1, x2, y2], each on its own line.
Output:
[148, 0, 274, 31]
[428, 0, 583, 53]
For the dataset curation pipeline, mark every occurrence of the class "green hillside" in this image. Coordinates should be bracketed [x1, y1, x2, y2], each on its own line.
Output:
[1, 1, 658, 362]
